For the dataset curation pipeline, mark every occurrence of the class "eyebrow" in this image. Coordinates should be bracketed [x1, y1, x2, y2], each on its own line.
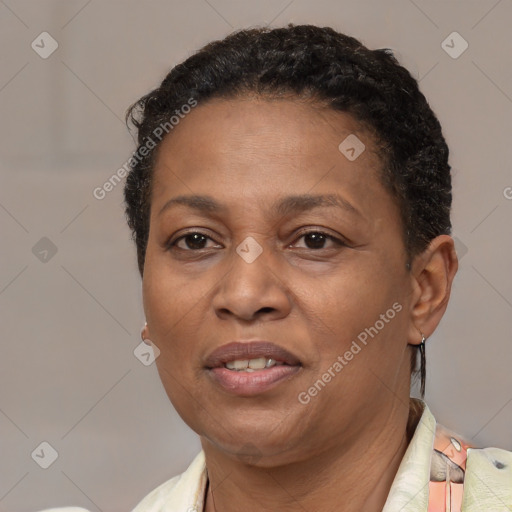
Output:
[158, 193, 362, 218]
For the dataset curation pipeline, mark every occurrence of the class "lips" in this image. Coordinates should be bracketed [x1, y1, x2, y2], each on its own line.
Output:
[204, 341, 302, 396]
[204, 341, 301, 368]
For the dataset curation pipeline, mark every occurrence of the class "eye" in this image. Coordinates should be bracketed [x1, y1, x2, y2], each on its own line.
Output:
[168, 231, 221, 251]
[292, 229, 346, 250]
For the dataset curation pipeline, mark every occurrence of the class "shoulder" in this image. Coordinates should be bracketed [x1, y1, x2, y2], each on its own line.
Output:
[463, 445, 512, 509]
[430, 420, 512, 509]
[130, 473, 183, 510]
[36, 452, 206, 512]
[131, 451, 207, 511]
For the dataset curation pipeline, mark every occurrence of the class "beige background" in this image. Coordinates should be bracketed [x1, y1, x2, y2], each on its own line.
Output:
[1, 0, 511, 510]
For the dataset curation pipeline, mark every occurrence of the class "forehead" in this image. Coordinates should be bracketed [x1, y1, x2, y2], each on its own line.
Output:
[150, 96, 395, 224]
[155, 96, 375, 163]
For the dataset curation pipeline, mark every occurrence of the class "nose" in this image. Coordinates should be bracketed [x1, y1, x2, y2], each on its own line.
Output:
[211, 239, 292, 323]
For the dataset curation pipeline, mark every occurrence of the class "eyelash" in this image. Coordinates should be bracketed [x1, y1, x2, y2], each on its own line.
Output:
[167, 229, 347, 252]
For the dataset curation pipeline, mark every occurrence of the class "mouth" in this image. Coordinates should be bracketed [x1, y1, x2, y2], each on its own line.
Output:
[204, 341, 302, 395]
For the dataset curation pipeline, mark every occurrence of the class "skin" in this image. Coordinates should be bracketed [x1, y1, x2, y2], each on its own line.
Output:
[141, 96, 458, 512]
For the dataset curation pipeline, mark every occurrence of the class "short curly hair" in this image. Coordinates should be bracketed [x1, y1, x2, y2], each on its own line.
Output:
[123, 23, 452, 395]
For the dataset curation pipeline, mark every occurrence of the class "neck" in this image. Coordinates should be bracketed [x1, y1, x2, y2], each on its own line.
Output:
[203, 398, 421, 512]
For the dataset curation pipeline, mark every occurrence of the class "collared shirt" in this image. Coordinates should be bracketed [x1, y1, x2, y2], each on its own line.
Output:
[131, 399, 512, 512]
[39, 399, 512, 512]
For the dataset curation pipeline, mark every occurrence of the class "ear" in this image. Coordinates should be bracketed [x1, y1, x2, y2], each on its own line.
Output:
[407, 235, 458, 345]
[141, 321, 151, 346]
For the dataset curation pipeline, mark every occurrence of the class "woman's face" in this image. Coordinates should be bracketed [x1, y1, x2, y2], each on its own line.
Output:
[142, 96, 416, 464]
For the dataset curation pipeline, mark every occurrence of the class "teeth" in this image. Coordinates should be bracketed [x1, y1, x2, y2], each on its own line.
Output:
[249, 357, 267, 370]
[225, 359, 249, 370]
[224, 357, 282, 371]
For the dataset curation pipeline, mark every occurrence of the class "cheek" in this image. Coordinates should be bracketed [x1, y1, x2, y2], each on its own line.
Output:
[142, 255, 200, 353]
[308, 262, 407, 373]
[144, 266, 204, 413]
[313, 264, 395, 325]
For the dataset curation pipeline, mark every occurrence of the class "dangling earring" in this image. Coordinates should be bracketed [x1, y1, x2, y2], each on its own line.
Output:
[418, 331, 427, 398]
[141, 321, 151, 346]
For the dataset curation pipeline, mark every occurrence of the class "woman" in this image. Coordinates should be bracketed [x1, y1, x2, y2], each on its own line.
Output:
[42, 24, 511, 512]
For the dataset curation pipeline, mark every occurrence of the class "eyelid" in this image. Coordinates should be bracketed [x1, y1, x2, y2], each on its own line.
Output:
[292, 227, 348, 247]
[167, 228, 220, 249]
[167, 227, 348, 251]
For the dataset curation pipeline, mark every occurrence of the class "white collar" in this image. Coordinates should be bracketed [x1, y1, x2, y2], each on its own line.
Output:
[382, 399, 436, 512]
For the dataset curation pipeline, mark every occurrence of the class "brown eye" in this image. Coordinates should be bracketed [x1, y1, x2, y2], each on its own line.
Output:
[169, 232, 219, 251]
[293, 230, 345, 250]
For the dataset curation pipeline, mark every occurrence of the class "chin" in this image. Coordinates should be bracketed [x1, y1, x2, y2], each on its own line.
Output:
[201, 418, 304, 464]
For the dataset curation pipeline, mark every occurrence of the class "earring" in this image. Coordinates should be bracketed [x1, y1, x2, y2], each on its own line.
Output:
[141, 321, 151, 346]
[418, 331, 427, 398]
